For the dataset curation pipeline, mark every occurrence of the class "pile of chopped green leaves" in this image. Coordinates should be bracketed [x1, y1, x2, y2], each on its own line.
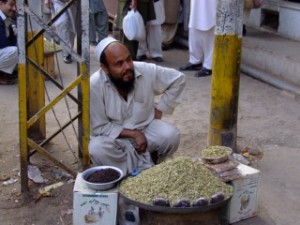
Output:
[201, 146, 232, 158]
[119, 157, 232, 206]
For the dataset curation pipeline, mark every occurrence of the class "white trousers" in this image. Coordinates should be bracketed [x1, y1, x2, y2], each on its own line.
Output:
[137, 0, 164, 58]
[53, 1, 76, 57]
[137, 24, 163, 58]
[188, 27, 215, 69]
[0, 46, 18, 74]
[89, 119, 180, 176]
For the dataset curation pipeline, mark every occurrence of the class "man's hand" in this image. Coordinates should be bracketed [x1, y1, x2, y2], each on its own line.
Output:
[119, 129, 147, 154]
[154, 108, 162, 119]
[132, 130, 147, 154]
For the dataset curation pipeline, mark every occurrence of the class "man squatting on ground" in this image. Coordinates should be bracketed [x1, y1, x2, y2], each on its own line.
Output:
[0, 0, 18, 85]
[89, 37, 186, 176]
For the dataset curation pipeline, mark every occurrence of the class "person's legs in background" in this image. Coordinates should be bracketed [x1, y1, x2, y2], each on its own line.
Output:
[95, 10, 108, 42]
[53, 2, 76, 64]
[195, 27, 214, 77]
[136, 30, 148, 61]
[179, 28, 203, 71]
[90, 9, 108, 45]
[0, 46, 18, 85]
[120, 31, 139, 61]
[89, 11, 97, 45]
[243, 8, 251, 36]
[147, 24, 164, 62]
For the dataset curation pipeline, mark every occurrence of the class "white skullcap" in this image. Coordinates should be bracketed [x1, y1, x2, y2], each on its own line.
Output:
[95, 36, 119, 62]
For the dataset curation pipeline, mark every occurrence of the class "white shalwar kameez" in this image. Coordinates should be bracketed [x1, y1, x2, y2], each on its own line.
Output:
[0, 11, 18, 74]
[188, 0, 217, 70]
[0, 46, 18, 74]
[89, 61, 185, 176]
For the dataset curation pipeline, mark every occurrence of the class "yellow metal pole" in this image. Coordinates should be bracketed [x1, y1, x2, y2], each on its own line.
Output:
[18, 0, 46, 192]
[208, 0, 244, 152]
[78, 0, 90, 168]
[27, 31, 46, 142]
[19, 62, 29, 192]
[80, 63, 90, 167]
[17, 0, 29, 192]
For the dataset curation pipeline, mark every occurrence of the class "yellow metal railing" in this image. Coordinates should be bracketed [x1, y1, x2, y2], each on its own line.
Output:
[17, 0, 90, 192]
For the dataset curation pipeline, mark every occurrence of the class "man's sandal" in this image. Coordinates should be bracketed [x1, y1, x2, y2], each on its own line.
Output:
[0, 78, 17, 85]
[194, 68, 212, 77]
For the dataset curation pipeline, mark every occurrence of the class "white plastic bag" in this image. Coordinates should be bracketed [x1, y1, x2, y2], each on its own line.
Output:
[123, 10, 146, 41]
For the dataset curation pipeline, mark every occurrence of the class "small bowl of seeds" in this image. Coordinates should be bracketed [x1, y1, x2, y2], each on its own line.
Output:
[201, 146, 233, 164]
[82, 166, 123, 190]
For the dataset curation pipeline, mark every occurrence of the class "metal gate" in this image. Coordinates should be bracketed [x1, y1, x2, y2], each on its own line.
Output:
[16, 0, 90, 192]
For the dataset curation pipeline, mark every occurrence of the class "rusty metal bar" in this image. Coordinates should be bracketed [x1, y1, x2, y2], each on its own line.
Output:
[28, 113, 81, 157]
[27, 138, 76, 177]
[26, 57, 81, 104]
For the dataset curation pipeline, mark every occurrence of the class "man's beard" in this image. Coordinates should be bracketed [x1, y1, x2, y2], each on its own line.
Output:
[108, 69, 135, 93]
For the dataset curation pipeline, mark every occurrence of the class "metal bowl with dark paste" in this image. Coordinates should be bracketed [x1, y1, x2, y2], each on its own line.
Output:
[81, 166, 123, 191]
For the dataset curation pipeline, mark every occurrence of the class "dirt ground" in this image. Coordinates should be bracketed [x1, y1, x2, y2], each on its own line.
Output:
[1, 44, 300, 225]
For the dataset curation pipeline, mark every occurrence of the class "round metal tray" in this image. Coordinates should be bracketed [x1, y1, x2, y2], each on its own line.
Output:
[119, 192, 231, 214]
